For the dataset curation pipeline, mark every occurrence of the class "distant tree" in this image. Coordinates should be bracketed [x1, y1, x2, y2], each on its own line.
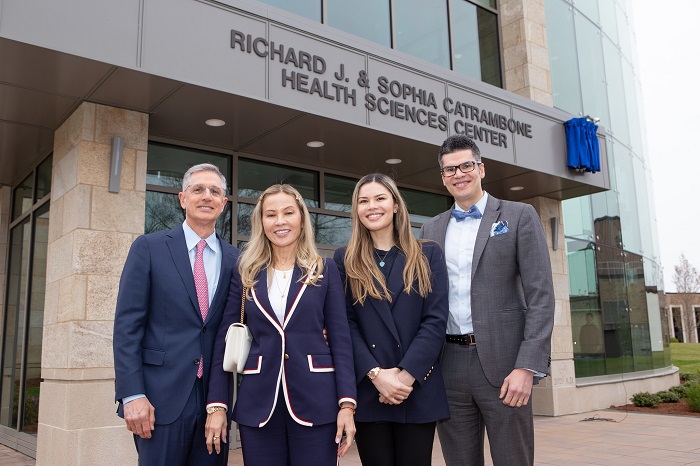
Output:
[672, 253, 700, 340]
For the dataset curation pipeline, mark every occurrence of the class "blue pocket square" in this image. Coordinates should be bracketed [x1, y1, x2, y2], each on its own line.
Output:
[490, 220, 509, 237]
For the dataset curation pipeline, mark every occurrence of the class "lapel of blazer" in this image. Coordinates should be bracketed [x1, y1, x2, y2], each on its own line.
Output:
[207, 239, 236, 322]
[431, 210, 452, 251]
[368, 253, 403, 344]
[166, 226, 199, 313]
[252, 268, 283, 329]
[282, 263, 317, 329]
[472, 195, 502, 279]
[283, 264, 305, 323]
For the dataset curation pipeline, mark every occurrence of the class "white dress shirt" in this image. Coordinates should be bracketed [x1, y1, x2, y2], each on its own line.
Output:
[444, 192, 488, 335]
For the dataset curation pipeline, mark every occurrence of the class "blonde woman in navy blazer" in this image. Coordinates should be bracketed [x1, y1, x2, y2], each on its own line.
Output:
[334, 173, 449, 466]
[205, 184, 357, 466]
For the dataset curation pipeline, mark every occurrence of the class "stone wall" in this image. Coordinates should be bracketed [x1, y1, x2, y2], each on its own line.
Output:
[36, 102, 147, 465]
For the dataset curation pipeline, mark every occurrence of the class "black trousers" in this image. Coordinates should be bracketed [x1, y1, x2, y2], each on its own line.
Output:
[355, 421, 436, 466]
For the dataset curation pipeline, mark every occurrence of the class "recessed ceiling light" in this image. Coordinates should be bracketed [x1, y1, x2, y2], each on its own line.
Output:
[307, 141, 324, 148]
[510, 186, 525, 191]
[385, 158, 402, 164]
[205, 119, 225, 127]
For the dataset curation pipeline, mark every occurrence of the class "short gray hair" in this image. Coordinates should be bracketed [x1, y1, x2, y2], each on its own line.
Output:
[182, 163, 227, 193]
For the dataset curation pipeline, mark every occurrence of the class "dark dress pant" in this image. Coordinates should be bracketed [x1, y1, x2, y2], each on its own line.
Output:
[134, 378, 228, 466]
[238, 395, 338, 466]
[437, 343, 534, 466]
[355, 421, 436, 466]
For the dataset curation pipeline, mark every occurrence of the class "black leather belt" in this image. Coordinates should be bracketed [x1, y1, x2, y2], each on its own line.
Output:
[446, 334, 476, 346]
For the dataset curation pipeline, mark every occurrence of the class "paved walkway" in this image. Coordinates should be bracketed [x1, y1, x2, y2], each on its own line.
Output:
[2, 410, 699, 465]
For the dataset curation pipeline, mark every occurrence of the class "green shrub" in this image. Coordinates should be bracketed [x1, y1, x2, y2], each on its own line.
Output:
[630, 392, 661, 408]
[686, 384, 700, 412]
[656, 390, 680, 403]
[670, 337, 679, 343]
[680, 372, 700, 384]
[669, 384, 689, 398]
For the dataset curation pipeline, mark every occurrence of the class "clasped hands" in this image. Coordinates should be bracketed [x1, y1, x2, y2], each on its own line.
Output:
[372, 367, 415, 405]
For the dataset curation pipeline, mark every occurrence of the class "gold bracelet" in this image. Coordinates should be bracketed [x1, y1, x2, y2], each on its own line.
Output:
[340, 406, 355, 415]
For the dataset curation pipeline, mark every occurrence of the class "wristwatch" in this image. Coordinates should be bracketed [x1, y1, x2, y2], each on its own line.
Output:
[367, 366, 381, 380]
[206, 406, 227, 415]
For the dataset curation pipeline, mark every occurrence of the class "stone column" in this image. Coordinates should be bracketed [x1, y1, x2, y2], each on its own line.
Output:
[36, 102, 147, 465]
[523, 197, 575, 416]
[0, 187, 10, 333]
[500, 0, 553, 106]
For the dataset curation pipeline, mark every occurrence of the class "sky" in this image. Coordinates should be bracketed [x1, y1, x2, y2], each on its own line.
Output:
[631, 1, 700, 292]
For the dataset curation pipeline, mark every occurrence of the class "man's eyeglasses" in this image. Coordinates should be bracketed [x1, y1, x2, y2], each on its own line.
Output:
[185, 184, 226, 198]
[440, 161, 482, 177]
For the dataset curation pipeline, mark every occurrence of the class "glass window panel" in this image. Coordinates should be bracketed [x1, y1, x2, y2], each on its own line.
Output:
[613, 150, 641, 254]
[633, 163, 653, 257]
[573, 0, 599, 24]
[471, 0, 496, 8]
[451, 1, 481, 80]
[596, 244, 634, 375]
[399, 188, 451, 223]
[602, 37, 630, 147]
[624, 251, 652, 371]
[11, 174, 33, 221]
[23, 204, 49, 434]
[477, 8, 502, 87]
[35, 156, 52, 201]
[146, 143, 231, 192]
[238, 159, 319, 208]
[598, 0, 618, 46]
[544, 0, 583, 115]
[622, 60, 642, 154]
[237, 203, 255, 238]
[324, 174, 357, 212]
[1, 220, 30, 428]
[395, 0, 450, 68]
[145, 192, 232, 243]
[615, 4, 633, 62]
[257, 0, 321, 21]
[563, 196, 593, 240]
[590, 191, 621, 248]
[327, 0, 390, 46]
[311, 214, 351, 246]
[574, 13, 610, 129]
[567, 238, 605, 377]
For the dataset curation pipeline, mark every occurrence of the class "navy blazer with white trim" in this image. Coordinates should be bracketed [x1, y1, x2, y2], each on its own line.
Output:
[207, 258, 356, 428]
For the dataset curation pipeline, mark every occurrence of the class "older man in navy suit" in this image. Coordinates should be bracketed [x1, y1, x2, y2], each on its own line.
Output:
[421, 136, 554, 466]
[113, 163, 240, 466]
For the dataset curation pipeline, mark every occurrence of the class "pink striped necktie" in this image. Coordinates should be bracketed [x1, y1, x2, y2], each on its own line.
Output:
[194, 239, 209, 378]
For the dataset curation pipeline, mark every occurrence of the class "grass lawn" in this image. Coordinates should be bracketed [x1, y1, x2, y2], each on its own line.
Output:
[671, 342, 700, 373]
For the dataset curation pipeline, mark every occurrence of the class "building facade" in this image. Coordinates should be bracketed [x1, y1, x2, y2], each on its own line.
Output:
[0, 0, 677, 463]
[666, 293, 700, 344]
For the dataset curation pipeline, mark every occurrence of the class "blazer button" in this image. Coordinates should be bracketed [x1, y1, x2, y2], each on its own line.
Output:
[202, 327, 206, 333]
[284, 354, 290, 360]
[397, 344, 400, 348]
[194, 359, 200, 365]
[371, 344, 376, 349]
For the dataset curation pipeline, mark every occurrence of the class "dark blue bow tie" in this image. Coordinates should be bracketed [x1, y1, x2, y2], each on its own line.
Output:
[452, 206, 482, 221]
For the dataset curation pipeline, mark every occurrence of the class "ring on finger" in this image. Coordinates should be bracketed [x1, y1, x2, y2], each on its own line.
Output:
[213, 436, 219, 439]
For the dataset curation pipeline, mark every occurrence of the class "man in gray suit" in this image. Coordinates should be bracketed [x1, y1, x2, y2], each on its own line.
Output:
[420, 135, 554, 466]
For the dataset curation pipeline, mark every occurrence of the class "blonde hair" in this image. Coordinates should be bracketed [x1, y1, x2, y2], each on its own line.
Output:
[238, 184, 324, 292]
[343, 173, 432, 305]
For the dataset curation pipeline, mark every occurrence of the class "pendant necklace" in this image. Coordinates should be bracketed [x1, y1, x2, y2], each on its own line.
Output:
[375, 249, 391, 268]
[272, 269, 291, 298]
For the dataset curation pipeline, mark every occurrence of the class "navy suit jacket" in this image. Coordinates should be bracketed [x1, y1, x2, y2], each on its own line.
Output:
[113, 226, 240, 425]
[208, 258, 356, 428]
[333, 242, 450, 424]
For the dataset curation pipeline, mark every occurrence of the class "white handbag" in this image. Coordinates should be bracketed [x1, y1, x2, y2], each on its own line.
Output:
[222, 287, 252, 373]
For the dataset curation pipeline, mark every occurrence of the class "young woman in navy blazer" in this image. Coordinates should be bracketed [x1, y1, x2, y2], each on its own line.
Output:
[205, 184, 357, 465]
[334, 173, 449, 466]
